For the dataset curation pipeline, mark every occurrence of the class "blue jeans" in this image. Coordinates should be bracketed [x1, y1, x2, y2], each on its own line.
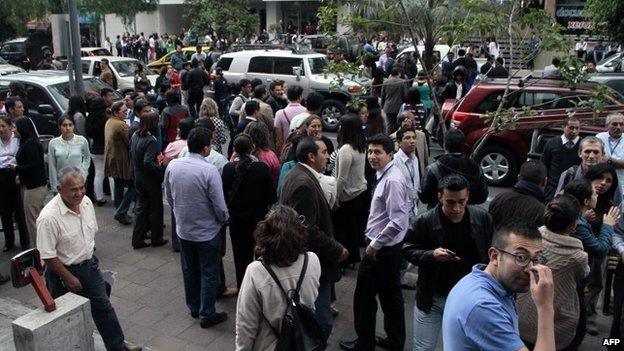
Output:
[315, 281, 333, 342]
[45, 256, 125, 351]
[179, 235, 221, 322]
[114, 178, 136, 217]
[412, 294, 446, 351]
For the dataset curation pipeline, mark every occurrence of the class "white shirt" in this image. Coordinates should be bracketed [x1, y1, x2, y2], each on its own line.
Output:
[0, 134, 19, 168]
[37, 195, 98, 265]
[488, 41, 500, 58]
[597, 132, 624, 194]
[561, 134, 580, 147]
[455, 82, 463, 100]
[394, 148, 420, 220]
[300, 162, 337, 207]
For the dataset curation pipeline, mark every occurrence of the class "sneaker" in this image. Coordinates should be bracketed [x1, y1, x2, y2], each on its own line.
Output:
[200, 312, 228, 328]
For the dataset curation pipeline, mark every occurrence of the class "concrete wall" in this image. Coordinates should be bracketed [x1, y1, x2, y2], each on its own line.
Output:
[101, 5, 188, 43]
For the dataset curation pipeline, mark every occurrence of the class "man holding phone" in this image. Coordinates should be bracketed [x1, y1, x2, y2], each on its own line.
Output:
[402, 174, 493, 351]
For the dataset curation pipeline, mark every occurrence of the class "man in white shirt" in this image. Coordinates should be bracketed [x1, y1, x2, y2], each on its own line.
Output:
[289, 91, 323, 132]
[394, 127, 420, 222]
[37, 167, 140, 351]
[597, 113, 624, 194]
[190, 45, 207, 65]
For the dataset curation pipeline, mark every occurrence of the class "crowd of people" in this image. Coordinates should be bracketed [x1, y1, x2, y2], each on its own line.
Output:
[3, 27, 624, 351]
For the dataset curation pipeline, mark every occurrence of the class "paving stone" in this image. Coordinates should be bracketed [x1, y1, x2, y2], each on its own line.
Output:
[128, 306, 169, 328]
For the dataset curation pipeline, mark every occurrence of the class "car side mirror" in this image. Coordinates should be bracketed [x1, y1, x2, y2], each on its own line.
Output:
[37, 104, 55, 115]
[292, 66, 302, 81]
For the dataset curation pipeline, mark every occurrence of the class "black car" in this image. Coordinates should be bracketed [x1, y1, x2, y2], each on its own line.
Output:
[0, 38, 30, 70]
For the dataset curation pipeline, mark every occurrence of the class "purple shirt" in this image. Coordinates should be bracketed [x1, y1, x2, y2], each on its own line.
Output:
[165, 153, 229, 242]
[365, 162, 410, 250]
[274, 103, 307, 142]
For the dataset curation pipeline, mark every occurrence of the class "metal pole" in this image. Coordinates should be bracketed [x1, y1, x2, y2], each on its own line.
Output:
[65, 19, 76, 95]
[68, 0, 84, 95]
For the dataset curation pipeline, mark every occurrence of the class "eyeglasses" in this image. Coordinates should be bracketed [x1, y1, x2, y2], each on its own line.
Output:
[495, 248, 548, 267]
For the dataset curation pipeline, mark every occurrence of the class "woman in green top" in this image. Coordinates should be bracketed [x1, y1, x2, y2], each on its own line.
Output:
[48, 115, 91, 191]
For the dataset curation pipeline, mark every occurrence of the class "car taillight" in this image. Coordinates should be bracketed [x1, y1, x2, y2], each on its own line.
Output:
[451, 111, 470, 128]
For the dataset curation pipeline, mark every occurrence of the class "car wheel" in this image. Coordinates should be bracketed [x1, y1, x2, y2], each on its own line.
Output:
[476, 145, 519, 187]
[321, 99, 345, 132]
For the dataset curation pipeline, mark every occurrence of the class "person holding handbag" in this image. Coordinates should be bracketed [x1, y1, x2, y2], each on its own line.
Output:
[235, 205, 321, 350]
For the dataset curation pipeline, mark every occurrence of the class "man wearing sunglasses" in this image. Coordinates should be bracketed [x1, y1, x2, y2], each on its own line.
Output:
[442, 221, 555, 351]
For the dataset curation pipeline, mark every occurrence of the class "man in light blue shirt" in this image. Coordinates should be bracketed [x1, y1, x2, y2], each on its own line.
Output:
[442, 222, 555, 351]
[165, 127, 229, 328]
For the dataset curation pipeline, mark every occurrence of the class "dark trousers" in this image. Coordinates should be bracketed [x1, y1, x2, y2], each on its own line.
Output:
[386, 113, 399, 134]
[113, 178, 135, 216]
[46, 257, 125, 351]
[333, 192, 367, 265]
[353, 243, 405, 350]
[188, 91, 203, 119]
[610, 263, 624, 345]
[179, 235, 221, 322]
[132, 180, 163, 246]
[0, 170, 29, 248]
[230, 222, 256, 289]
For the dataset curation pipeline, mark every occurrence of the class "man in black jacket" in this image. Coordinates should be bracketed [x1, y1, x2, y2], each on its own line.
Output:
[186, 59, 210, 119]
[403, 174, 493, 351]
[266, 80, 288, 114]
[541, 117, 581, 201]
[420, 128, 488, 208]
[280, 136, 348, 342]
[489, 160, 547, 228]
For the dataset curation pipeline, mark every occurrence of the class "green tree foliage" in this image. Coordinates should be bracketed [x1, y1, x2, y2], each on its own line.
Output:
[184, 0, 259, 42]
[0, 0, 52, 42]
[585, 0, 624, 43]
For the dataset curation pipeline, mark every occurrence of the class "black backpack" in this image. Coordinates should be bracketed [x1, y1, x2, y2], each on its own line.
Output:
[260, 253, 326, 351]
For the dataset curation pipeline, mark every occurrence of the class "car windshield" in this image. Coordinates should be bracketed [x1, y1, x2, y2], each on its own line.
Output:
[48, 77, 123, 111]
[308, 57, 328, 75]
[597, 52, 622, 66]
[0, 57, 6, 64]
[111, 60, 155, 77]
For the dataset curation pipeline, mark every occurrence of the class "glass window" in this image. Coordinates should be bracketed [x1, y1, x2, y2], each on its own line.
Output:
[49, 78, 122, 111]
[110, 60, 155, 77]
[248, 57, 272, 73]
[24, 85, 53, 111]
[308, 57, 328, 75]
[81, 61, 91, 74]
[274, 57, 302, 75]
[475, 91, 504, 114]
[217, 57, 233, 71]
[0, 56, 7, 64]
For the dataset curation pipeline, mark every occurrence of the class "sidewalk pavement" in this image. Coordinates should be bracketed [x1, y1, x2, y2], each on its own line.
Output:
[0, 201, 614, 350]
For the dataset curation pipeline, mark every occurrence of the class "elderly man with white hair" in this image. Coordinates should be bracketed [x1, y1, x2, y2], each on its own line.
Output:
[36, 166, 141, 351]
[597, 113, 624, 194]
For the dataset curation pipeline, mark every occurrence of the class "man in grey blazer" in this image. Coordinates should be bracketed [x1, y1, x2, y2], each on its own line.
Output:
[280, 136, 348, 342]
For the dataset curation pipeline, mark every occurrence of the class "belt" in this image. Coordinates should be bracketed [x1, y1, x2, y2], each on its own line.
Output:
[67, 257, 94, 268]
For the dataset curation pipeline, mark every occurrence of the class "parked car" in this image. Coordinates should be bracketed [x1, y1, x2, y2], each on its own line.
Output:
[81, 56, 158, 95]
[394, 45, 487, 75]
[0, 56, 25, 75]
[0, 38, 30, 70]
[81, 47, 112, 57]
[596, 52, 623, 73]
[216, 49, 368, 131]
[147, 46, 211, 71]
[0, 70, 122, 136]
[443, 78, 624, 186]
[589, 73, 624, 97]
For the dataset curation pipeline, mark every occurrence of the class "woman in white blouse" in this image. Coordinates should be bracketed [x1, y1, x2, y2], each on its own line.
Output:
[0, 116, 28, 252]
[48, 115, 91, 191]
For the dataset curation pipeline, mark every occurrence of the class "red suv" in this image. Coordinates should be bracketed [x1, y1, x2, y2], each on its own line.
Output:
[443, 78, 624, 186]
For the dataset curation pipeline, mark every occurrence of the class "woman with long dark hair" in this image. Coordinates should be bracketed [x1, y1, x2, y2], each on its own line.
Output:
[12, 116, 47, 248]
[247, 125, 280, 184]
[67, 95, 87, 136]
[333, 114, 368, 266]
[48, 115, 91, 191]
[130, 111, 167, 249]
[0, 116, 28, 251]
[365, 96, 386, 136]
[235, 205, 321, 350]
[222, 134, 276, 288]
[86, 96, 108, 206]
